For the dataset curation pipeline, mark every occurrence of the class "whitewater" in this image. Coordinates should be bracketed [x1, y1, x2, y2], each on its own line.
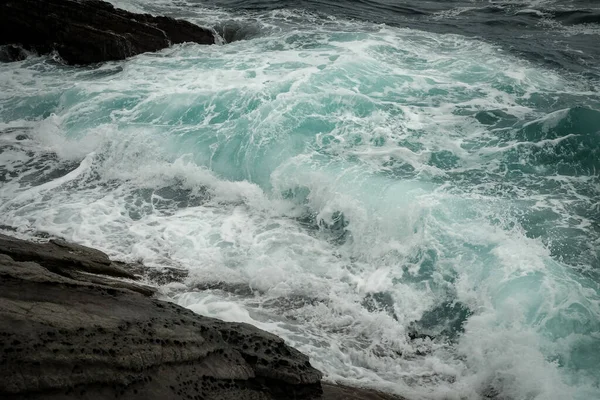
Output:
[1, 0, 599, 399]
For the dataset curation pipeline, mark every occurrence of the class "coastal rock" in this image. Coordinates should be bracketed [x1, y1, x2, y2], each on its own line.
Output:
[322, 383, 404, 400]
[0, 253, 323, 399]
[0, 45, 29, 62]
[125, 261, 190, 286]
[0, 234, 407, 400]
[0, 0, 215, 65]
[0, 233, 135, 279]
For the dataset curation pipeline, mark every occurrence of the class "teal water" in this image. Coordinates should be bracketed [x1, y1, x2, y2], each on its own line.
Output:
[1, 4, 600, 400]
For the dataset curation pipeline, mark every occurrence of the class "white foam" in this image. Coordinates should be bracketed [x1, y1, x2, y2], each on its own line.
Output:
[0, 5, 599, 399]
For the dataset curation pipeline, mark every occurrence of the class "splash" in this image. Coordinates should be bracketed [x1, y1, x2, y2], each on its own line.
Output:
[1, 4, 599, 400]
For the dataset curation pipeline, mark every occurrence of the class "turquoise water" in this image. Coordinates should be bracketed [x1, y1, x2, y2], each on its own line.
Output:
[1, 4, 600, 399]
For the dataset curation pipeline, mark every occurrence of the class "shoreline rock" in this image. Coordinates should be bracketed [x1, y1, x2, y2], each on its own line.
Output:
[0, 0, 215, 65]
[0, 233, 407, 400]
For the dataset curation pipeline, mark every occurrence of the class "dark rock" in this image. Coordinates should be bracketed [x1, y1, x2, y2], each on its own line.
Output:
[124, 261, 190, 286]
[322, 383, 406, 400]
[63, 269, 157, 297]
[0, 0, 215, 65]
[0, 233, 135, 279]
[0, 234, 408, 400]
[0, 45, 28, 62]
[0, 253, 322, 399]
[192, 281, 259, 297]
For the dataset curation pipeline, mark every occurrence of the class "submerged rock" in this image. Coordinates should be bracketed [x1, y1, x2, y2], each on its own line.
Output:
[0, 0, 215, 64]
[0, 45, 29, 62]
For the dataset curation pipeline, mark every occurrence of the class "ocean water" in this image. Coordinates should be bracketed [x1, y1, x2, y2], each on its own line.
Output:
[1, 0, 599, 399]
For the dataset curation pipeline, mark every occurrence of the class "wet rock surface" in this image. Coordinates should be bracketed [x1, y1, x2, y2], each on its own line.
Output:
[0, 45, 29, 62]
[322, 384, 405, 400]
[0, 234, 406, 400]
[0, 0, 215, 64]
[0, 255, 322, 399]
[0, 233, 136, 280]
[125, 261, 189, 286]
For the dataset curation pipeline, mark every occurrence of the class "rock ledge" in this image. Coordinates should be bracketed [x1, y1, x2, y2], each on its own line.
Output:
[0, 233, 406, 400]
[0, 0, 215, 64]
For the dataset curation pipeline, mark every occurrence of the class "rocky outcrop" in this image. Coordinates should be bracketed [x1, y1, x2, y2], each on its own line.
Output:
[0, 252, 322, 399]
[0, 234, 135, 279]
[0, 45, 29, 62]
[0, 234, 407, 400]
[0, 0, 215, 64]
[0, 234, 156, 296]
[322, 384, 404, 400]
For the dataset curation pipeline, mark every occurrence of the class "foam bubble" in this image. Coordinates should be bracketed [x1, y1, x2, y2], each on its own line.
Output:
[1, 5, 599, 399]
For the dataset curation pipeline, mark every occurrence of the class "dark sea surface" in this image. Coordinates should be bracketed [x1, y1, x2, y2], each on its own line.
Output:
[1, 0, 599, 399]
[166, 0, 600, 77]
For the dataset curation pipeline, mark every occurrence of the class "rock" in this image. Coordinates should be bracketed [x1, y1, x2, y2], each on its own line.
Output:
[64, 269, 157, 297]
[124, 261, 190, 286]
[0, 0, 215, 65]
[0, 45, 28, 62]
[0, 233, 135, 279]
[0, 234, 408, 400]
[0, 253, 323, 399]
[322, 383, 406, 400]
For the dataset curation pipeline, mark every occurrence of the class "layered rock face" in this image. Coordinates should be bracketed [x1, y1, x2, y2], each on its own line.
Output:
[0, 0, 215, 64]
[0, 233, 406, 400]
[0, 238, 322, 399]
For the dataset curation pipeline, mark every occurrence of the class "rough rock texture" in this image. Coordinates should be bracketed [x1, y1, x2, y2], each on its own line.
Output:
[0, 0, 215, 64]
[0, 234, 134, 279]
[322, 384, 404, 400]
[125, 261, 189, 286]
[0, 45, 29, 62]
[0, 254, 322, 399]
[0, 234, 407, 400]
